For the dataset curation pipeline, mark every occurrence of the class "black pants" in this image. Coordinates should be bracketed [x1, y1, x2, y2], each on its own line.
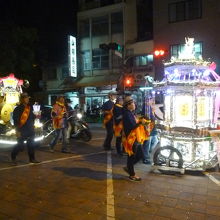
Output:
[11, 136, 35, 161]
[127, 142, 143, 176]
[103, 121, 113, 150]
[116, 136, 122, 154]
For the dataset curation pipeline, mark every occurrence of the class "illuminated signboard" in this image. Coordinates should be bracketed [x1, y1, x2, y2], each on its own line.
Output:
[68, 35, 77, 77]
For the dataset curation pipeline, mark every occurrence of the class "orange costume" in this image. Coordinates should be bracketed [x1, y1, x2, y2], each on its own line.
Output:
[113, 104, 123, 137]
[19, 105, 30, 128]
[103, 108, 113, 127]
[122, 116, 151, 156]
[102, 99, 115, 150]
[51, 101, 67, 129]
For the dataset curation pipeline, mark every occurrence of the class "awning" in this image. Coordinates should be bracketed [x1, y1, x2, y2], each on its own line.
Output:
[72, 74, 120, 88]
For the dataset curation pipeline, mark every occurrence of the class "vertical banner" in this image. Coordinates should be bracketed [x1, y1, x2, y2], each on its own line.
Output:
[197, 96, 209, 121]
[174, 95, 193, 128]
[214, 91, 220, 124]
[68, 35, 77, 77]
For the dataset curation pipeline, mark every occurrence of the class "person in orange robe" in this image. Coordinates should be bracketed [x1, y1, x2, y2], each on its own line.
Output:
[122, 96, 146, 181]
[50, 96, 69, 153]
[113, 96, 123, 156]
[11, 93, 39, 164]
[102, 91, 116, 150]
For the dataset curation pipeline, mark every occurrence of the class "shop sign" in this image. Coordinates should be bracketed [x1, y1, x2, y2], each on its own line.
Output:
[68, 35, 77, 77]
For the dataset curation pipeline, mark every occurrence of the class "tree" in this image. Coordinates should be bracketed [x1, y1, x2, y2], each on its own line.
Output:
[0, 23, 38, 81]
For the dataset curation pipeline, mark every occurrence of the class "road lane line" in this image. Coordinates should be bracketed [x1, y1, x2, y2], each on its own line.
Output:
[204, 172, 220, 186]
[0, 151, 105, 171]
[106, 151, 115, 220]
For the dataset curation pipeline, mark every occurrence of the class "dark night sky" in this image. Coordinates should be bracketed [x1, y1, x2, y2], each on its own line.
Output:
[0, 0, 78, 64]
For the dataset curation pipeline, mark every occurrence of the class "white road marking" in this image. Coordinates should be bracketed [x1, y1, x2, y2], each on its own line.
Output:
[204, 172, 220, 186]
[0, 151, 105, 171]
[106, 151, 115, 220]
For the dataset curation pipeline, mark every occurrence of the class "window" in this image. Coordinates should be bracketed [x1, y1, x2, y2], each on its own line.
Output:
[92, 48, 109, 69]
[47, 68, 57, 80]
[82, 50, 91, 70]
[136, 0, 153, 41]
[92, 16, 109, 36]
[194, 42, 202, 58]
[170, 44, 184, 58]
[170, 42, 203, 59]
[134, 55, 153, 66]
[79, 19, 90, 38]
[111, 12, 123, 34]
[186, 0, 202, 19]
[169, 0, 202, 23]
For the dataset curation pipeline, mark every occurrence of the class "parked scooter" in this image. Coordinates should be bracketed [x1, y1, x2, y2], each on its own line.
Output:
[41, 107, 92, 142]
[68, 112, 92, 142]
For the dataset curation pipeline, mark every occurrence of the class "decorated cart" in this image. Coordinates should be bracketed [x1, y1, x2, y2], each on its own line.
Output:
[152, 37, 220, 173]
[0, 74, 44, 147]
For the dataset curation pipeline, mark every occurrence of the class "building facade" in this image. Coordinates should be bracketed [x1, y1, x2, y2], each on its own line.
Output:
[76, 0, 154, 111]
[42, 63, 79, 107]
[153, 0, 220, 79]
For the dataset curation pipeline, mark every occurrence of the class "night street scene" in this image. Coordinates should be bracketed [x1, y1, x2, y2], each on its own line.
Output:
[1, 0, 220, 219]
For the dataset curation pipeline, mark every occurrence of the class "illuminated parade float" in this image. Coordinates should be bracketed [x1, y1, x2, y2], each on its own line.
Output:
[0, 74, 44, 146]
[152, 38, 220, 173]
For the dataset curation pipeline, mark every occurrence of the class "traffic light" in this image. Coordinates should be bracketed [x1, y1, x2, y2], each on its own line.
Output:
[154, 49, 165, 57]
[124, 75, 134, 88]
[99, 42, 122, 52]
[108, 43, 122, 52]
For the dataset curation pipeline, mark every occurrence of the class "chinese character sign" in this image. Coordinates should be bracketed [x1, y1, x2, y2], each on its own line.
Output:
[68, 35, 77, 77]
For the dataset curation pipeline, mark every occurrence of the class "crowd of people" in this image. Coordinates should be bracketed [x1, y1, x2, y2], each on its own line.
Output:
[11, 94, 76, 165]
[10, 91, 158, 182]
[102, 91, 158, 182]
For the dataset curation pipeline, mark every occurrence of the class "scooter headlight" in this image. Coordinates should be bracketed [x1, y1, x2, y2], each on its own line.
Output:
[77, 113, 82, 119]
[34, 119, 43, 128]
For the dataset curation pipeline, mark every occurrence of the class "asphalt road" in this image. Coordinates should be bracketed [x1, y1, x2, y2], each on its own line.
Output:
[0, 124, 220, 220]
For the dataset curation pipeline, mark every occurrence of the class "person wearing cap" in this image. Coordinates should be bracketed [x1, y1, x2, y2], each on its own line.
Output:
[113, 96, 123, 156]
[122, 96, 147, 181]
[49, 96, 69, 153]
[102, 91, 116, 150]
[11, 93, 40, 164]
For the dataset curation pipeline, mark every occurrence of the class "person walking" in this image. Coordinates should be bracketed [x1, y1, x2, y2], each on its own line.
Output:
[122, 96, 147, 181]
[102, 91, 116, 150]
[49, 96, 69, 153]
[113, 96, 123, 156]
[65, 98, 74, 143]
[11, 93, 40, 164]
[142, 97, 158, 164]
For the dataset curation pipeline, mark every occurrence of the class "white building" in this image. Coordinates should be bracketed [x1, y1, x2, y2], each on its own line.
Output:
[42, 63, 79, 108]
[153, 0, 220, 79]
[41, 0, 154, 111]
[76, 0, 154, 110]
